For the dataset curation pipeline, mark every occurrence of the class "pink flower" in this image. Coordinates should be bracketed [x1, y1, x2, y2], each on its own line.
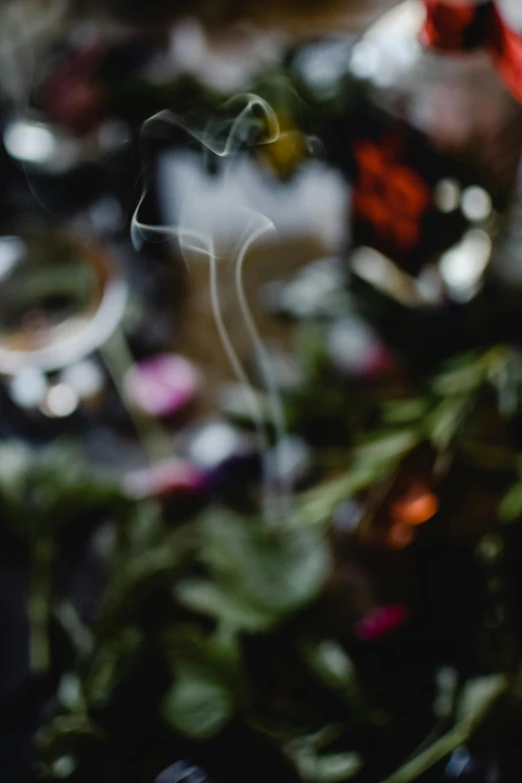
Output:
[124, 354, 201, 419]
[354, 603, 409, 642]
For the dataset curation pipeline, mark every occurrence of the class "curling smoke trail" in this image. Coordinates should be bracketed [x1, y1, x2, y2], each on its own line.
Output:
[132, 95, 293, 521]
[208, 250, 278, 521]
[132, 194, 279, 521]
[234, 209, 294, 517]
[137, 94, 280, 158]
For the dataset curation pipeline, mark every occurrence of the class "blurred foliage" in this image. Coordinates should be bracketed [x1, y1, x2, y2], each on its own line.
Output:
[11, 334, 522, 782]
[1, 237, 521, 782]
[3, 8, 522, 780]
[176, 508, 329, 632]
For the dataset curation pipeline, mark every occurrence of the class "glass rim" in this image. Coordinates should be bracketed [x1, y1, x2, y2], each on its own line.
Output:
[0, 231, 128, 374]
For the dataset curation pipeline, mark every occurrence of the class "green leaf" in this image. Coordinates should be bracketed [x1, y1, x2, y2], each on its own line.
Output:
[315, 753, 362, 782]
[427, 397, 469, 452]
[162, 665, 234, 739]
[288, 463, 383, 529]
[300, 638, 381, 727]
[456, 675, 507, 727]
[161, 626, 245, 740]
[353, 430, 419, 468]
[498, 480, 522, 522]
[286, 737, 362, 782]
[176, 580, 276, 631]
[198, 509, 330, 620]
[302, 639, 353, 684]
[288, 431, 418, 531]
[300, 639, 359, 703]
[381, 399, 429, 425]
[431, 355, 486, 396]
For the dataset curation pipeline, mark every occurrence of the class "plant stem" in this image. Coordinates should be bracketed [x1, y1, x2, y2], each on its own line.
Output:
[380, 676, 507, 783]
[29, 536, 53, 673]
[101, 327, 173, 466]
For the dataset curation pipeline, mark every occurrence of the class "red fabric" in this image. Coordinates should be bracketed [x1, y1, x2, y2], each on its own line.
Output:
[488, 3, 522, 105]
[422, 0, 522, 105]
[421, 0, 479, 51]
